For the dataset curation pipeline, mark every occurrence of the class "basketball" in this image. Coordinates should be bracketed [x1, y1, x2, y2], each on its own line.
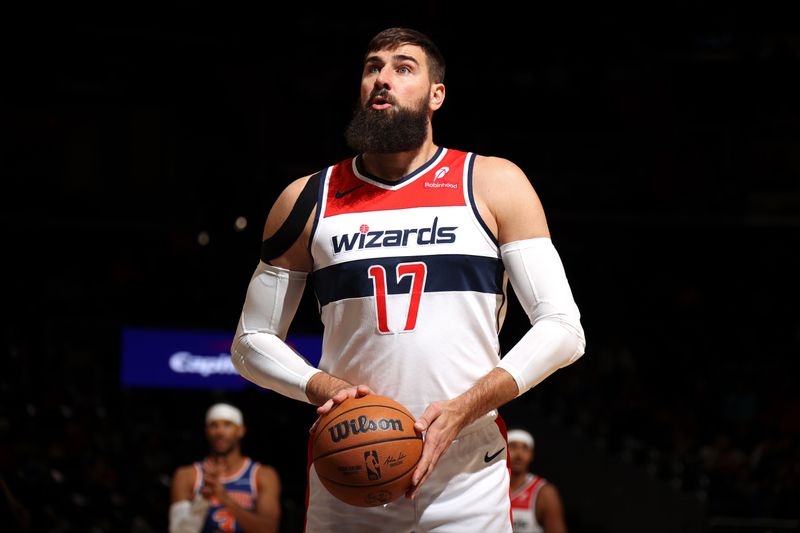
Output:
[311, 394, 423, 507]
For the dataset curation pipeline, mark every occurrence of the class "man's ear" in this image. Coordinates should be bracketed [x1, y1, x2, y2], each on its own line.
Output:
[430, 83, 445, 111]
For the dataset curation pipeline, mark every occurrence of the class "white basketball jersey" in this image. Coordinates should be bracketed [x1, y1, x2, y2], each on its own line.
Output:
[511, 473, 547, 533]
[308, 147, 507, 421]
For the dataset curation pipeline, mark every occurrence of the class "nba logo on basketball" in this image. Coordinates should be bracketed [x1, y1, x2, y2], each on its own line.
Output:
[364, 451, 381, 480]
[311, 394, 423, 507]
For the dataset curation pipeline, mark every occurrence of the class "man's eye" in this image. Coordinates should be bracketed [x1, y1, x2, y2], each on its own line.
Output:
[398, 66, 410, 74]
[368, 66, 381, 74]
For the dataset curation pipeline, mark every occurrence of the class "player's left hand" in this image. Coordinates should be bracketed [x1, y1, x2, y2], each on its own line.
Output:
[406, 399, 468, 499]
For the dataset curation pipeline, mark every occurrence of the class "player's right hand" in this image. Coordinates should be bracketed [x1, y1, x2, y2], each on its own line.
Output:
[309, 385, 374, 433]
[200, 457, 227, 500]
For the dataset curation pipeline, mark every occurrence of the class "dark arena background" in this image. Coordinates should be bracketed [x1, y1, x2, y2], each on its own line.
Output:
[3, 4, 799, 533]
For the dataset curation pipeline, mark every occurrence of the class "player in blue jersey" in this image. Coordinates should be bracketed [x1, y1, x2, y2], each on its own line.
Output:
[169, 403, 281, 533]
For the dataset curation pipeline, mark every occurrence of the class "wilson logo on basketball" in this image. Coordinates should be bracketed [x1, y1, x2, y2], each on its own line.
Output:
[328, 415, 405, 443]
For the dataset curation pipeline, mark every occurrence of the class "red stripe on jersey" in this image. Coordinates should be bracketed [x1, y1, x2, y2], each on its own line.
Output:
[323, 149, 468, 217]
[511, 474, 546, 509]
[495, 416, 513, 527]
[304, 429, 314, 533]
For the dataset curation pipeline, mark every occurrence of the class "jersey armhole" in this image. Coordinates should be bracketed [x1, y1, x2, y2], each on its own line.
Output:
[192, 463, 202, 494]
[250, 463, 261, 498]
[306, 166, 332, 259]
[464, 152, 500, 248]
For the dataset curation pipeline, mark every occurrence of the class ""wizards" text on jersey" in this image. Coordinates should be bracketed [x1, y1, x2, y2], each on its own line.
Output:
[331, 217, 457, 254]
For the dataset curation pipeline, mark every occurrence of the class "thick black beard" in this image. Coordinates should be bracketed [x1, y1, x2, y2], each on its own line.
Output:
[345, 96, 430, 154]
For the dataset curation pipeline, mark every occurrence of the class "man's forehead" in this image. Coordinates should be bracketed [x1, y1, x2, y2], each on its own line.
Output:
[367, 44, 426, 63]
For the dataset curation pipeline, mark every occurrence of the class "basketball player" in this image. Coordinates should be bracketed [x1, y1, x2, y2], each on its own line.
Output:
[230, 27, 586, 531]
[508, 429, 567, 533]
[169, 403, 281, 533]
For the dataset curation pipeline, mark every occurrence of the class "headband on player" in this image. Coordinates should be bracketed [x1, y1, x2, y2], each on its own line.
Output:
[507, 429, 534, 449]
[205, 403, 244, 426]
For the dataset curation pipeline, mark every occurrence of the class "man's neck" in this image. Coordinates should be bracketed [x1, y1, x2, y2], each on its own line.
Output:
[360, 140, 439, 182]
[213, 450, 245, 475]
[509, 471, 528, 492]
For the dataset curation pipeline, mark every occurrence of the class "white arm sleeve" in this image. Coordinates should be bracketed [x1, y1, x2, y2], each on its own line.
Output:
[169, 496, 210, 533]
[230, 261, 322, 403]
[497, 237, 586, 396]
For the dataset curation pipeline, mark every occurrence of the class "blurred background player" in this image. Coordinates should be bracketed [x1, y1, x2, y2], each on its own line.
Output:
[508, 428, 567, 533]
[168, 403, 281, 533]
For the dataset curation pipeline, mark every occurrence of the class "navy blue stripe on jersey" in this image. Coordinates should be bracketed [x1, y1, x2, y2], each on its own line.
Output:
[355, 146, 444, 186]
[466, 154, 499, 246]
[308, 166, 330, 254]
[311, 254, 504, 306]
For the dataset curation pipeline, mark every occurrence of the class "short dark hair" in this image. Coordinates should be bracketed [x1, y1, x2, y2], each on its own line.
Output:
[366, 27, 445, 83]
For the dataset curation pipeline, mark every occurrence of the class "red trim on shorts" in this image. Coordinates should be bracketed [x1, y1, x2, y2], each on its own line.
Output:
[304, 429, 314, 533]
[495, 415, 509, 445]
[495, 415, 513, 527]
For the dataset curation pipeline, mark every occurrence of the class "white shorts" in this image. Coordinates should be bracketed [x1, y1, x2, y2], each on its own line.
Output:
[305, 417, 512, 533]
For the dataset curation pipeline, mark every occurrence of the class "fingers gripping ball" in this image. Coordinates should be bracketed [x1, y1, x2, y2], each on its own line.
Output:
[312, 394, 423, 507]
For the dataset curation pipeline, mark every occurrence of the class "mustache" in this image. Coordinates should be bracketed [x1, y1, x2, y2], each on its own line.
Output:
[367, 88, 397, 107]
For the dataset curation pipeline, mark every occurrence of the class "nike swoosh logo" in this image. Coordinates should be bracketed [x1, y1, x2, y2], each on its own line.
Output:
[334, 184, 364, 199]
[484, 447, 505, 463]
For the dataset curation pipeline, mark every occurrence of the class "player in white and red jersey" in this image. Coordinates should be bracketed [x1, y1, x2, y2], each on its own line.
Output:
[508, 429, 567, 533]
[230, 27, 586, 532]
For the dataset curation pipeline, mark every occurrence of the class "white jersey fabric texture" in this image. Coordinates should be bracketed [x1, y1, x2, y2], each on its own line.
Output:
[308, 147, 507, 424]
[305, 147, 512, 531]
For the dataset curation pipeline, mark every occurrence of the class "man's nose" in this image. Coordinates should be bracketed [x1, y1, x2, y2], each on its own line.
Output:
[374, 66, 391, 90]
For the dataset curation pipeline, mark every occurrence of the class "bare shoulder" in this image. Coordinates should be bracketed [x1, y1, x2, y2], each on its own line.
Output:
[472, 154, 549, 243]
[257, 464, 281, 487]
[172, 464, 196, 484]
[170, 464, 197, 502]
[472, 155, 541, 205]
[262, 173, 318, 271]
[473, 155, 532, 185]
[263, 174, 316, 240]
[256, 464, 282, 506]
[538, 482, 564, 507]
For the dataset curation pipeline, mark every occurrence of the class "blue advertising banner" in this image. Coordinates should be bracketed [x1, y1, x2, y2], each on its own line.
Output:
[121, 328, 322, 389]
